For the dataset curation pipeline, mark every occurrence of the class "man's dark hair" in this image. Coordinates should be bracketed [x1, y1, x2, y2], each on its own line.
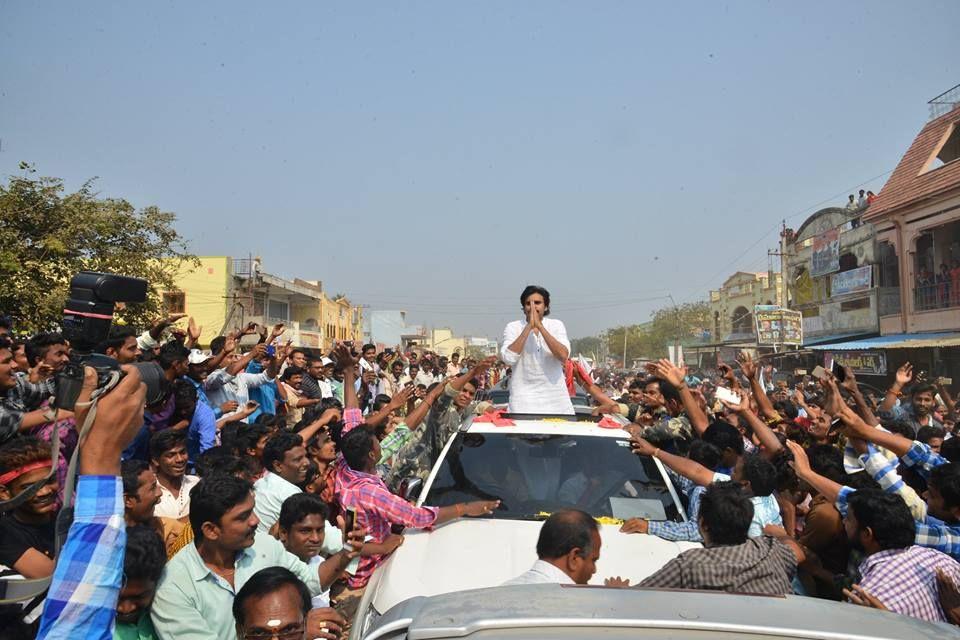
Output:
[702, 421, 745, 455]
[235, 423, 271, 458]
[847, 489, 915, 550]
[627, 379, 644, 391]
[520, 285, 551, 316]
[25, 332, 67, 367]
[644, 376, 681, 406]
[121, 459, 150, 496]
[306, 354, 325, 368]
[171, 378, 198, 421]
[149, 428, 187, 463]
[278, 492, 329, 531]
[535, 509, 597, 559]
[158, 341, 189, 371]
[232, 567, 311, 630]
[0, 436, 52, 478]
[362, 344, 376, 354]
[288, 348, 306, 360]
[282, 365, 305, 381]
[772, 400, 799, 420]
[340, 426, 377, 471]
[262, 432, 303, 472]
[941, 437, 960, 464]
[197, 447, 245, 477]
[807, 444, 846, 483]
[210, 336, 227, 356]
[688, 440, 721, 471]
[911, 382, 938, 398]
[372, 394, 392, 413]
[124, 525, 167, 584]
[741, 452, 778, 497]
[189, 475, 253, 540]
[95, 326, 138, 355]
[917, 425, 946, 445]
[698, 481, 753, 545]
[929, 463, 960, 511]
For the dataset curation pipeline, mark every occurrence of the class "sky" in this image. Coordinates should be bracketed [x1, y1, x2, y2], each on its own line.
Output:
[2, 1, 958, 339]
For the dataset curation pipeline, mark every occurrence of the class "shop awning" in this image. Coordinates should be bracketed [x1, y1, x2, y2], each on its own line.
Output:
[807, 332, 960, 351]
[802, 332, 877, 347]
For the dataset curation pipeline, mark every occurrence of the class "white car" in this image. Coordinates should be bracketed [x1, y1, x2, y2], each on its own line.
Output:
[352, 412, 698, 638]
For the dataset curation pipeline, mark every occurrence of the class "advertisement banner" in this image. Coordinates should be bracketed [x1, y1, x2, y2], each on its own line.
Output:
[826, 351, 887, 376]
[754, 306, 803, 345]
[811, 228, 840, 277]
[831, 266, 872, 296]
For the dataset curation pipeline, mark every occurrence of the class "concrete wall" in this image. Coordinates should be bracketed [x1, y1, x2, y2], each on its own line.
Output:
[168, 256, 231, 347]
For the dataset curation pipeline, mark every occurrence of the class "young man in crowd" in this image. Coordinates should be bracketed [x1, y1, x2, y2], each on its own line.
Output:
[0, 336, 59, 446]
[634, 482, 801, 595]
[277, 365, 323, 428]
[167, 379, 216, 465]
[788, 439, 960, 622]
[253, 432, 311, 533]
[301, 355, 333, 401]
[114, 525, 166, 640]
[0, 437, 58, 582]
[121, 459, 185, 556]
[150, 474, 361, 638]
[96, 326, 142, 365]
[384, 356, 496, 492]
[149, 429, 199, 521]
[381, 359, 411, 399]
[632, 359, 709, 454]
[879, 363, 944, 434]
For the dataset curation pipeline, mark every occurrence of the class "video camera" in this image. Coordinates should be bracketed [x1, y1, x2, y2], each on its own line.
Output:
[55, 271, 165, 410]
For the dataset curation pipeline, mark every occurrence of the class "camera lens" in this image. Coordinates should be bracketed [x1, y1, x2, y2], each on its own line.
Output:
[132, 361, 166, 406]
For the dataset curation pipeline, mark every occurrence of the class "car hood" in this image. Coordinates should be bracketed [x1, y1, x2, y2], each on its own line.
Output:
[368, 518, 698, 614]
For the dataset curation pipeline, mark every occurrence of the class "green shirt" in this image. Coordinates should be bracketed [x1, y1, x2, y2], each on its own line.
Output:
[114, 614, 156, 640]
[150, 534, 321, 640]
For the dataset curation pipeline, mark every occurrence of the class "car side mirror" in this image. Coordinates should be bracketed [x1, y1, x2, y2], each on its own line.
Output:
[401, 478, 423, 502]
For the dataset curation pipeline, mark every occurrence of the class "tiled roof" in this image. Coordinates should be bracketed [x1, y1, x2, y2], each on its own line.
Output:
[864, 104, 960, 221]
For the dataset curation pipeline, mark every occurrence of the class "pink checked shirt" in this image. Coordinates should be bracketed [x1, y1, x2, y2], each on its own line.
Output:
[336, 408, 439, 588]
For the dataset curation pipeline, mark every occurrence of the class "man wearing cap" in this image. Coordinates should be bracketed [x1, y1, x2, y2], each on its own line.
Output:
[185, 347, 238, 419]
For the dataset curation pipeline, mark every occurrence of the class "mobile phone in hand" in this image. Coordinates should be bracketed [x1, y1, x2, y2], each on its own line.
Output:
[344, 507, 357, 534]
[831, 362, 846, 382]
[811, 365, 828, 381]
[715, 386, 741, 406]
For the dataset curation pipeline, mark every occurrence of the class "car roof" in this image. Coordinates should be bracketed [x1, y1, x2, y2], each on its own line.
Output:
[367, 584, 954, 640]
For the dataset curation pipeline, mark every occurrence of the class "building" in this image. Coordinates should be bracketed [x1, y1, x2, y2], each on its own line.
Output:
[428, 327, 466, 358]
[708, 271, 783, 345]
[806, 88, 960, 379]
[784, 206, 879, 346]
[164, 256, 363, 351]
[365, 310, 427, 351]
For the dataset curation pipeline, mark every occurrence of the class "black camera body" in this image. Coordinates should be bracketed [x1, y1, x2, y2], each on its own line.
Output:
[55, 271, 164, 410]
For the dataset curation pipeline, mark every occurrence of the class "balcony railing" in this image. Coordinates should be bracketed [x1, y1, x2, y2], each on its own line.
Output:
[914, 281, 960, 312]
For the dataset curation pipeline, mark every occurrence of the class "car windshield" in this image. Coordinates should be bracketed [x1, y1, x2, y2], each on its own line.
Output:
[422, 432, 682, 522]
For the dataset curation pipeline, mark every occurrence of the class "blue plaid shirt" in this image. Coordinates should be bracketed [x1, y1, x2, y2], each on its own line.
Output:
[648, 474, 704, 542]
[836, 441, 959, 560]
[37, 476, 125, 640]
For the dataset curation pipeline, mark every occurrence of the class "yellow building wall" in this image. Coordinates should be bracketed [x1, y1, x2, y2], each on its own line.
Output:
[167, 256, 231, 348]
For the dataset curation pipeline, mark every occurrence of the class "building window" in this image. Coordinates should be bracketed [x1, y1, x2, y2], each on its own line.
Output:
[877, 242, 899, 288]
[838, 252, 858, 272]
[267, 300, 289, 322]
[253, 293, 266, 316]
[731, 306, 753, 335]
[162, 291, 185, 314]
[925, 122, 960, 172]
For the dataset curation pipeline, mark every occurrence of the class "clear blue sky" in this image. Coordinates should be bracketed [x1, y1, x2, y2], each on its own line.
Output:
[2, 1, 958, 338]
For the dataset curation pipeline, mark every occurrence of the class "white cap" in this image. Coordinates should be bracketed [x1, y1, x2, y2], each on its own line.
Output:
[321, 357, 334, 367]
[187, 349, 213, 365]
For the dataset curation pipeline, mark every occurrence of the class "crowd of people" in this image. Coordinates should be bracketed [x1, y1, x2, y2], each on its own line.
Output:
[1, 290, 960, 638]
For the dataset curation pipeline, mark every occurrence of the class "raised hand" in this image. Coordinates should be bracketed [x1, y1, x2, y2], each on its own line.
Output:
[270, 323, 286, 339]
[737, 351, 758, 380]
[840, 365, 858, 395]
[332, 342, 360, 369]
[895, 362, 913, 387]
[784, 439, 811, 475]
[629, 435, 658, 457]
[651, 358, 685, 388]
[187, 316, 202, 342]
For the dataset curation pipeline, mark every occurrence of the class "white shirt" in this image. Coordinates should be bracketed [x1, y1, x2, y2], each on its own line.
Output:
[500, 318, 574, 415]
[502, 559, 575, 585]
[155, 474, 200, 520]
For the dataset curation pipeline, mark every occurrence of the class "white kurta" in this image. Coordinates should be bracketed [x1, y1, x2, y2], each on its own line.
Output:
[500, 318, 574, 415]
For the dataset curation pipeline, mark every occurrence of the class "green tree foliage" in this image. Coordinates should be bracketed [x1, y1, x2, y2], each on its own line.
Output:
[0, 164, 198, 333]
[605, 301, 712, 365]
[570, 335, 603, 359]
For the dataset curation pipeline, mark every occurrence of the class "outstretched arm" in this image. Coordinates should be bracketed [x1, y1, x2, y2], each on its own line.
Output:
[631, 435, 714, 487]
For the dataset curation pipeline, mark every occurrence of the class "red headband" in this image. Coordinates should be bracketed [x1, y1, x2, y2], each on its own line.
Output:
[0, 461, 52, 486]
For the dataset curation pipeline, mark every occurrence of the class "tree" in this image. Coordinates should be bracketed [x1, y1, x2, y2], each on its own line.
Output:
[0, 164, 198, 333]
[570, 335, 603, 359]
[604, 301, 712, 365]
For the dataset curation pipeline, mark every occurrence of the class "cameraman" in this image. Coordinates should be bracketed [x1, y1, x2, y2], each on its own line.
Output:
[37, 363, 148, 639]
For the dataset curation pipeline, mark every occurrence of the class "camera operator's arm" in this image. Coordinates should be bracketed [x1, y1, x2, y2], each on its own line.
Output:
[36, 365, 146, 640]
